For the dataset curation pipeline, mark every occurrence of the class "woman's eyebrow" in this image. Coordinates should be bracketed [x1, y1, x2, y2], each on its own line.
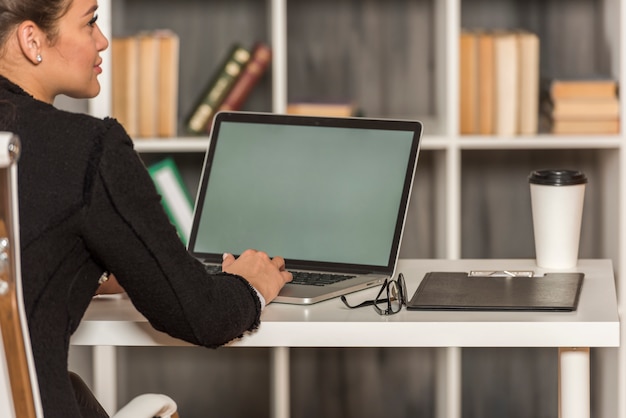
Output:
[82, 4, 99, 17]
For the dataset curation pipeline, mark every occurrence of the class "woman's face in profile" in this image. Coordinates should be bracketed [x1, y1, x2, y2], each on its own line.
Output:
[44, 0, 109, 99]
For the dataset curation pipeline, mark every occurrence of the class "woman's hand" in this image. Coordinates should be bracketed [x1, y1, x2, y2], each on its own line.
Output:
[222, 249, 292, 304]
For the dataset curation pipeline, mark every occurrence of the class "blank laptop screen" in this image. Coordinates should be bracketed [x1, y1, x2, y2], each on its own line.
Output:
[189, 113, 421, 272]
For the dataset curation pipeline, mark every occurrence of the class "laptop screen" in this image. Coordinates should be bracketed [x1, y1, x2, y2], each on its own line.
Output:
[188, 112, 422, 274]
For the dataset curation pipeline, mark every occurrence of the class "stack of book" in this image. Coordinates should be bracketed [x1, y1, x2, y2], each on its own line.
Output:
[111, 30, 180, 139]
[459, 29, 540, 136]
[185, 42, 272, 135]
[541, 77, 620, 134]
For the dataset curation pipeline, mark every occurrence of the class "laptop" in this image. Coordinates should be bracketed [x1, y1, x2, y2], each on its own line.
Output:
[187, 111, 423, 304]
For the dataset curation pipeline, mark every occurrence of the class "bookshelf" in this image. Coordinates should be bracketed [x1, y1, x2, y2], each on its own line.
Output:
[70, 0, 625, 417]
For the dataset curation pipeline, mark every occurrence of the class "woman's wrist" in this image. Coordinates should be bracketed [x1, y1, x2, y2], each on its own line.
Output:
[252, 286, 266, 310]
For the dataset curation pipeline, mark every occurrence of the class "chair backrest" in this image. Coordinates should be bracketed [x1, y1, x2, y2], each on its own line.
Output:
[0, 132, 43, 418]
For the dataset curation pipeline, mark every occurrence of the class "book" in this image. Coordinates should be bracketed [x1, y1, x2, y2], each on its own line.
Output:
[286, 102, 358, 117]
[459, 31, 479, 134]
[477, 31, 495, 135]
[550, 118, 620, 134]
[541, 73, 620, 133]
[111, 31, 180, 139]
[516, 31, 540, 135]
[185, 44, 251, 134]
[544, 97, 620, 119]
[148, 158, 194, 244]
[493, 31, 519, 136]
[218, 42, 272, 112]
[111, 36, 139, 137]
[462, 29, 541, 136]
[137, 32, 161, 138]
[155, 30, 180, 137]
[545, 77, 618, 100]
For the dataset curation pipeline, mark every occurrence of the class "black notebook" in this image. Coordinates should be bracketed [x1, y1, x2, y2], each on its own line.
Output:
[407, 272, 584, 311]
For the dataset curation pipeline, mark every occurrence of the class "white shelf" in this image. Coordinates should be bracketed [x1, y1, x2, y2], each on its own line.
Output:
[456, 136, 624, 150]
[132, 135, 624, 153]
[133, 138, 209, 153]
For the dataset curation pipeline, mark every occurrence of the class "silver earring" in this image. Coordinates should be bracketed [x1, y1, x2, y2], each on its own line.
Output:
[36, 54, 42, 63]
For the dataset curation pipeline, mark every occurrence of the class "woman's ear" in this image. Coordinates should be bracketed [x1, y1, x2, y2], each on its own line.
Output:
[16, 21, 44, 65]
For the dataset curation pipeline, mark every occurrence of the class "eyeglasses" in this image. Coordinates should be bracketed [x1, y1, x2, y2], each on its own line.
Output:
[341, 273, 407, 315]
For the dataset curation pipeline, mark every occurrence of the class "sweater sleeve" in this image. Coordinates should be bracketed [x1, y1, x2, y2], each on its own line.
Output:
[81, 121, 261, 348]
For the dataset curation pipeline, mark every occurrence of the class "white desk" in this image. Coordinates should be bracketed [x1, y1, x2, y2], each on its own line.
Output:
[72, 259, 620, 418]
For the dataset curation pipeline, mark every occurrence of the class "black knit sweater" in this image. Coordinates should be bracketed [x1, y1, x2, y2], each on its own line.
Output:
[0, 76, 261, 417]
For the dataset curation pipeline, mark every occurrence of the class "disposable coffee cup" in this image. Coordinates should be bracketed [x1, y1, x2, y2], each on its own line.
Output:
[528, 169, 587, 269]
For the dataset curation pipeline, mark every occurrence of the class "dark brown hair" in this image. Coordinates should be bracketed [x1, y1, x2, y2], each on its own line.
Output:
[0, 0, 72, 52]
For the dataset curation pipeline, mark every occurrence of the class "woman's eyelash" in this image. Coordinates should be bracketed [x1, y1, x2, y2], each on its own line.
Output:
[88, 14, 98, 26]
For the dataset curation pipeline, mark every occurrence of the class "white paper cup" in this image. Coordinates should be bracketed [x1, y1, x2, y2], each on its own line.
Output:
[528, 169, 587, 269]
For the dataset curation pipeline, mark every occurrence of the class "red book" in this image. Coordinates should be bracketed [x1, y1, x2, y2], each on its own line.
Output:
[218, 42, 272, 113]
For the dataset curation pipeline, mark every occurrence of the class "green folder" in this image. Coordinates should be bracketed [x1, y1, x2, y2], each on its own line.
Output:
[148, 158, 194, 244]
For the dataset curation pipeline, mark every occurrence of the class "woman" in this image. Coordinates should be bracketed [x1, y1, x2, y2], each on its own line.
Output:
[0, 0, 292, 417]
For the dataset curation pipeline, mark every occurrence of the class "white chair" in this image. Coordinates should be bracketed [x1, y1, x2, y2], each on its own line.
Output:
[0, 132, 179, 418]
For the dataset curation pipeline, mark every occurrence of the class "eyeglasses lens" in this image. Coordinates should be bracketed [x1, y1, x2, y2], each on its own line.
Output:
[343, 274, 407, 315]
[398, 273, 407, 305]
[388, 281, 402, 313]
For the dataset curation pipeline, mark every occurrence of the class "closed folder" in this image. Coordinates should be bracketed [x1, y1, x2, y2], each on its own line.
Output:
[406, 272, 584, 311]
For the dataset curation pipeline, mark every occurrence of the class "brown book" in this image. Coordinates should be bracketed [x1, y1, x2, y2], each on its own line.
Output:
[550, 118, 620, 134]
[547, 77, 618, 100]
[219, 42, 271, 112]
[286, 102, 357, 117]
[517, 31, 540, 135]
[546, 97, 620, 119]
[459, 31, 479, 134]
[155, 30, 179, 137]
[137, 32, 160, 138]
[111, 36, 139, 137]
[493, 31, 518, 136]
[477, 31, 495, 135]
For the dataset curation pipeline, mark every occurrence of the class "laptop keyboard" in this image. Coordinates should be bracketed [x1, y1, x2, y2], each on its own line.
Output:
[204, 265, 222, 274]
[204, 264, 354, 287]
[290, 271, 355, 286]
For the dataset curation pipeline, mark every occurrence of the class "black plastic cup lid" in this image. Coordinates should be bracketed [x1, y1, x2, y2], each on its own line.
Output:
[528, 169, 588, 186]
